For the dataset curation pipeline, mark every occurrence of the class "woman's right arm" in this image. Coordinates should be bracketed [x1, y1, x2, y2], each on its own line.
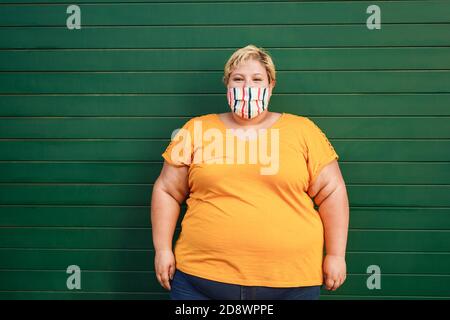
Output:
[151, 161, 189, 290]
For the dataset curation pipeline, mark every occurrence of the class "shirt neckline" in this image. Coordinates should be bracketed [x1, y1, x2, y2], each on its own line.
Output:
[212, 112, 286, 132]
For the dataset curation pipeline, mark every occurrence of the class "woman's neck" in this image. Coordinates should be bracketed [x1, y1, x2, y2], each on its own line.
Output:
[228, 110, 272, 127]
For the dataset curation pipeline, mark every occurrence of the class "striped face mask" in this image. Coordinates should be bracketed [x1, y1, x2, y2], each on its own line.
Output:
[227, 86, 272, 119]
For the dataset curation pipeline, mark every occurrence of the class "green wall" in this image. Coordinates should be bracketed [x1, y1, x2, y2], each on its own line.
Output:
[0, 0, 449, 300]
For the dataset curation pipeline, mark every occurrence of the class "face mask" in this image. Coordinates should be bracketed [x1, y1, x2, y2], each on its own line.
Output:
[227, 86, 272, 119]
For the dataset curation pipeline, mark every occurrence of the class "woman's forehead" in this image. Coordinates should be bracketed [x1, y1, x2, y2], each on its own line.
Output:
[231, 61, 267, 76]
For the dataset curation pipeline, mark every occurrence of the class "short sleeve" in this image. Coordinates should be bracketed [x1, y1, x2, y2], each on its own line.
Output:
[161, 118, 195, 167]
[302, 117, 339, 186]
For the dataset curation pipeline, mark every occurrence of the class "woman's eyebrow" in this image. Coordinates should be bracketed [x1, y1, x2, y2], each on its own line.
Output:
[232, 73, 263, 76]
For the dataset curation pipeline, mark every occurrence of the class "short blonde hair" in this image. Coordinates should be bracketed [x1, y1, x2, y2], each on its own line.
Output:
[222, 44, 276, 87]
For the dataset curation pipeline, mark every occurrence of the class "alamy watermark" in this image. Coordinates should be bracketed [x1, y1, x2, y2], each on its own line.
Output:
[366, 265, 381, 290]
[169, 120, 281, 175]
[66, 5, 81, 30]
[366, 5, 381, 30]
[66, 265, 81, 290]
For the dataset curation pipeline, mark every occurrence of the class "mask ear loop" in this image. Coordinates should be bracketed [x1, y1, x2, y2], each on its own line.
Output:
[265, 85, 272, 111]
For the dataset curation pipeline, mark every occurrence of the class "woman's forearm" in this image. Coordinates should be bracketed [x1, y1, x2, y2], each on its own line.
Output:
[318, 183, 350, 257]
[151, 180, 182, 252]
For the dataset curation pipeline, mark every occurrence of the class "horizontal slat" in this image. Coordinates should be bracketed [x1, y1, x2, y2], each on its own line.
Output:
[1, 1, 449, 26]
[0, 271, 449, 296]
[0, 162, 164, 183]
[338, 163, 450, 184]
[0, 162, 449, 184]
[1, 249, 449, 275]
[0, 0, 393, 2]
[0, 270, 162, 292]
[348, 208, 450, 229]
[349, 230, 450, 252]
[0, 291, 167, 300]
[1, 94, 449, 117]
[0, 117, 449, 138]
[348, 186, 450, 207]
[1, 25, 450, 49]
[0, 140, 449, 161]
[0, 227, 161, 249]
[346, 252, 450, 275]
[0, 205, 177, 228]
[0, 0, 421, 2]
[0, 229, 449, 251]
[1, 71, 450, 94]
[325, 274, 450, 296]
[0, 206, 449, 229]
[0, 185, 449, 206]
[2, 48, 450, 71]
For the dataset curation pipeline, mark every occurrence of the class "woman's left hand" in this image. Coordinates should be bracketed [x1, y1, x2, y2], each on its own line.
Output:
[322, 255, 347, 291]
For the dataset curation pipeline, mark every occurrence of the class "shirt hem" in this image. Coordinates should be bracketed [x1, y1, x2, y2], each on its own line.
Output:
[161, 152, 189, 167]
[309, 153, 339, 187]
[176, 265, 324, 288]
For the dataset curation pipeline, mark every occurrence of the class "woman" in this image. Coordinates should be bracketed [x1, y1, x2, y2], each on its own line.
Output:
[151, 44, 349, 300]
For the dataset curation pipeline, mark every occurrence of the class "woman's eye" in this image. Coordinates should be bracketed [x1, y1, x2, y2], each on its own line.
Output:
[232, 78, 262, 81]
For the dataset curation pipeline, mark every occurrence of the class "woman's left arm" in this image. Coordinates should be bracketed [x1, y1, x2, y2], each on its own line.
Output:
[307, 160, 350, 291]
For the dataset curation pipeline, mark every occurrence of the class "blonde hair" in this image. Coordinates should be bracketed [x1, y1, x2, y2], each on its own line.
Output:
[222, 44, 276, 87]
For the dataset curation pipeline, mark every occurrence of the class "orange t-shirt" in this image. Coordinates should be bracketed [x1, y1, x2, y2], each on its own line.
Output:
[161, 112, 339, 287]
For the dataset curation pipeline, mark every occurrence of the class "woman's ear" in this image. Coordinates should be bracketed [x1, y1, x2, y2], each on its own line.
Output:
[270, 80, 276, 89]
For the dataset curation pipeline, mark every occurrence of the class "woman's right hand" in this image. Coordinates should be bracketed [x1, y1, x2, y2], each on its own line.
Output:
[154, 249, 176, 291]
